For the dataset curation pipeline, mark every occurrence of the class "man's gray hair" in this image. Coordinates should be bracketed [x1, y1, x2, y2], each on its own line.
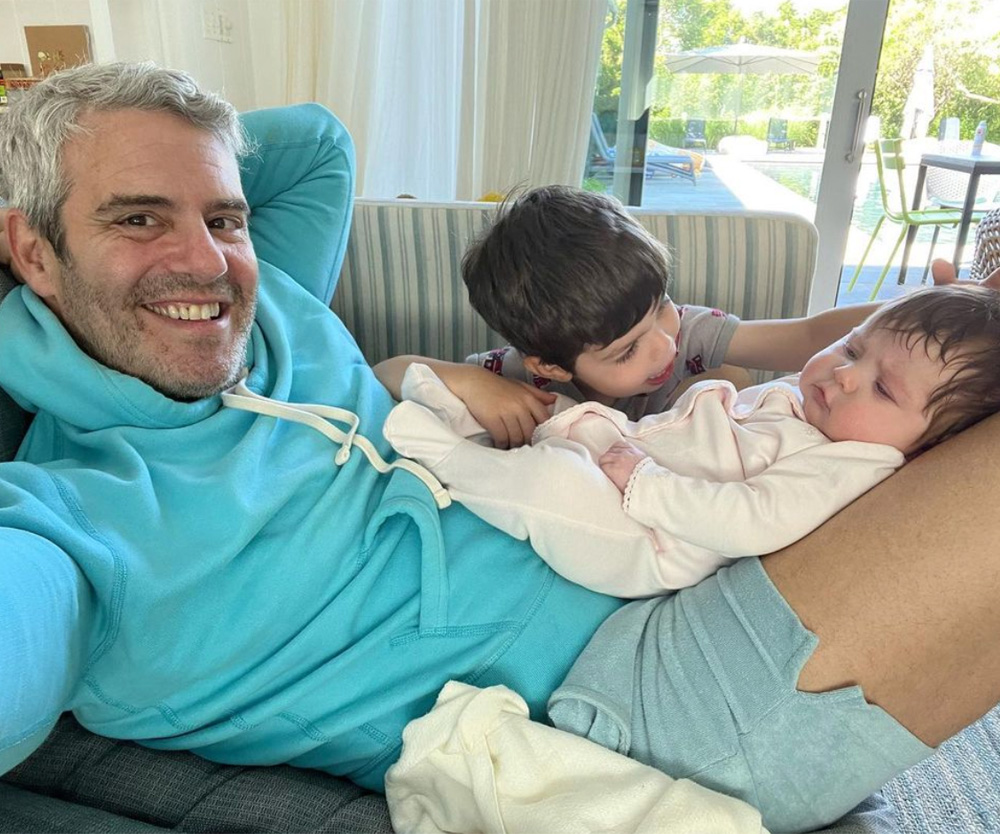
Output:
[0, 61, 250, 258]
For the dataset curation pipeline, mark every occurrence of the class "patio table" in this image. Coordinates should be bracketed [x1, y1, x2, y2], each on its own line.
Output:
[905, 151, 1000, 274]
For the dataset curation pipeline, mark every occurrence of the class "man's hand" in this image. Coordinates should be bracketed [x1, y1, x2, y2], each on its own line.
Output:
[931, 257, 1000, 289]
[599, 441, 647, 493]
[449, 368, 556, 449]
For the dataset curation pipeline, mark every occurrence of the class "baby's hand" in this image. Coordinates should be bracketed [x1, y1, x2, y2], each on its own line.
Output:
[599, 441, 647, 493]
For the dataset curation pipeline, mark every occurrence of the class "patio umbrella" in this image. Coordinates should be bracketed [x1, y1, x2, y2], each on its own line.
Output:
[664, 43, 821, 133]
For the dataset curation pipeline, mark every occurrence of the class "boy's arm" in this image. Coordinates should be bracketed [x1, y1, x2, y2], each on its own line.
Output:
[724, 303, 878, 373]
[374, 355, 461, 400]
[374, 355, 556, 448]
[727, 266, 1000, 374]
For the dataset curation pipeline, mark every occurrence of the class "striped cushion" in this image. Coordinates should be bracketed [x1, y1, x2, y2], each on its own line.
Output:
[0, 267, 31, 462]
[334, 200, 817, 365]
[334, 201, 503, 363]
[633, 210, 815, 322]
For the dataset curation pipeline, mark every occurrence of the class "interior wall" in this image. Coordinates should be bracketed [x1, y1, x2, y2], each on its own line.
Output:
[0, 0, 94, 72]
[0, 0, 257, 111]
[107, 0, 256, 111]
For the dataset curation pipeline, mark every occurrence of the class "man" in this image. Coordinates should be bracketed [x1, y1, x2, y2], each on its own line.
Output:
[1, 63, 998, 831]
[0, 61, 617, 789]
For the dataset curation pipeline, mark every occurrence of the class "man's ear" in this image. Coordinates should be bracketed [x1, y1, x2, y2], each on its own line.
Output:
[5, 210, 61, 296]
[523, 355, 573, 383]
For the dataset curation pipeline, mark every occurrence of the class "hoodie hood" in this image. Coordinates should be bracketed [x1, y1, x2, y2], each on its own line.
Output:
[0, 285, 253, 430]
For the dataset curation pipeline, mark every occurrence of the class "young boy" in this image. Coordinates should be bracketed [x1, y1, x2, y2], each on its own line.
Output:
[374, 185, 882, 449]
[385, 286, 1000, 597]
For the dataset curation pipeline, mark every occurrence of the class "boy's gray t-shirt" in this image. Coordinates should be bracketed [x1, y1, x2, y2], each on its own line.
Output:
[465, 304, 740, 420]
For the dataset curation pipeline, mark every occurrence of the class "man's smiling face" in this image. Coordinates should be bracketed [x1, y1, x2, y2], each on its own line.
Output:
[35, 108, 258, 400]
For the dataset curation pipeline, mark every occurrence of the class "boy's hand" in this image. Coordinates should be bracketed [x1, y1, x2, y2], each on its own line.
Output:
[373, 357, 555, 447]
[931, 257, 1000, 289]
[599, 441, 647, 493]
[449, 368, 556, 449]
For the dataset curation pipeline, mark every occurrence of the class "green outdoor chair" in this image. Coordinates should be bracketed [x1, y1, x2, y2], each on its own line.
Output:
[766, 118, 794, 151]
[847, 138, 981, 301]
[683, 118, 707, 150]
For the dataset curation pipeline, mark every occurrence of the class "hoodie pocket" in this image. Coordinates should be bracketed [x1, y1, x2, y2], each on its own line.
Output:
[360, 471, 449, 634]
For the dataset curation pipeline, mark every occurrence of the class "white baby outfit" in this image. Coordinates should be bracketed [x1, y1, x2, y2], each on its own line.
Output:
[384, 364, 903, 597]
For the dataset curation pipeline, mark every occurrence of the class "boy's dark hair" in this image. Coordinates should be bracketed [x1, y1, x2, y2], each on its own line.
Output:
[867, 284, 1000, 458]
[462, 185, 670, 371]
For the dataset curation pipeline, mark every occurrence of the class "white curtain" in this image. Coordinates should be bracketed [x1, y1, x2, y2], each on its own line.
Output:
[108, 0, 606, 200]
[456, 0, 607, 200]
[246, 0, 606, 200]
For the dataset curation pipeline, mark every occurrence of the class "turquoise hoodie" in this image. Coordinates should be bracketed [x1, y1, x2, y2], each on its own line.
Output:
[0, 104, 620, 788]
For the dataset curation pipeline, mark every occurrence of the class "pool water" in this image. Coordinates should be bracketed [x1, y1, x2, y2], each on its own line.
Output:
[749, 160, 963, 245]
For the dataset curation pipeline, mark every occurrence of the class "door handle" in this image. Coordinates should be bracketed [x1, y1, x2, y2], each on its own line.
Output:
[846, 89, 869, 163]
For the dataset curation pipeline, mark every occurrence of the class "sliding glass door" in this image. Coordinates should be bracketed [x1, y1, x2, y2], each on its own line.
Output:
[810, 0, 888, 311]
[589, 0, 886, 312]
[819, 0, 1000, 308]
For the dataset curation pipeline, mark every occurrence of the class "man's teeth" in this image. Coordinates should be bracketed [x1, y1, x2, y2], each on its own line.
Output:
[148, 302, 221, 321]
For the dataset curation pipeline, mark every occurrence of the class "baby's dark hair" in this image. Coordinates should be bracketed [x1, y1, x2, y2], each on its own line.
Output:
[866, 284, 1000, 458]
[462, 185, 671, 371]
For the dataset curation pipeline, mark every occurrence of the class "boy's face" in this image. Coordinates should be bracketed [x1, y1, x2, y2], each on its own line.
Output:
[798, 322, 949, 454]
[571, 299, 681, 403]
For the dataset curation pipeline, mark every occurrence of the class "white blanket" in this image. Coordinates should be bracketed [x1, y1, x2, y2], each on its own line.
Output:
[385, 681, 770, 834]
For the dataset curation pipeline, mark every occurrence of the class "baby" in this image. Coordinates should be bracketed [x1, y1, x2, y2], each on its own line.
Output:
[385, 285, 1000, 597]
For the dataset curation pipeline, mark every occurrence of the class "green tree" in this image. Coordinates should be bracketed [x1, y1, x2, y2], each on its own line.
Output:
[594, 0, 999, 149]
[872, 0, 1000, 140]
[594, 0, 626, 138]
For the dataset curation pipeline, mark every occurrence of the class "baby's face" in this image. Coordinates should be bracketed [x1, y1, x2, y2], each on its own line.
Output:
[571, 299, 681, 404]
[798, 324, 948, 453]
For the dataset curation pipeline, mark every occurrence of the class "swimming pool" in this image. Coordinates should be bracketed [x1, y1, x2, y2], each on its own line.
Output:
[749, 159, 963, 245]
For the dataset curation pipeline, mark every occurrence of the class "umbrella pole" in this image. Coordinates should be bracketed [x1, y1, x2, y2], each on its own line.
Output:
[734, 71, 743, 134]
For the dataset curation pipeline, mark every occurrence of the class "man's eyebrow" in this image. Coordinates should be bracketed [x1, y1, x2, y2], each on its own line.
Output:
[212, 198, 252, 216]
[94, 194, 175, 215]
[93, 195, 251, 216]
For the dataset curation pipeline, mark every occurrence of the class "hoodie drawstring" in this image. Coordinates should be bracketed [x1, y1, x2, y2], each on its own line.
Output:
[221, 378, 451, 509]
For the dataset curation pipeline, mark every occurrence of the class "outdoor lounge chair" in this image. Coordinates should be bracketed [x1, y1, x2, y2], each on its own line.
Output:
[589, 113, 698, 185]
[683, 118, 708, 149]
[766, 118, 795, 151]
